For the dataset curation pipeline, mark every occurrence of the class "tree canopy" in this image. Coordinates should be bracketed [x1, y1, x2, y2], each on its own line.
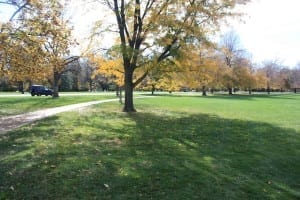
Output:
[0, 0, 78, 96]
[97, 0, 251, 111]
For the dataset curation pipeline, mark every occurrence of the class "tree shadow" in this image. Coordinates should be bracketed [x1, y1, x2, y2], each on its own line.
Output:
[0, 113, 299, 199]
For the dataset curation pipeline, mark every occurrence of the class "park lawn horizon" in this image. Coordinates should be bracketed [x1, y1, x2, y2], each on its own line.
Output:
[0, 94, 299, 199]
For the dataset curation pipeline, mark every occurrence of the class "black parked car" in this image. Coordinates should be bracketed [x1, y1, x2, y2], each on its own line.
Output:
[30, 85, 53, 96]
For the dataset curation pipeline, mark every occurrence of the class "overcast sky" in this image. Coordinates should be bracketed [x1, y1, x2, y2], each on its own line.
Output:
[231, 0, 300, 67]
[1, 0, 300, 67]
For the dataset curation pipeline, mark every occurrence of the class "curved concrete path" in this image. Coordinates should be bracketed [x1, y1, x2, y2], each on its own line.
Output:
[0, 98, 121, 134]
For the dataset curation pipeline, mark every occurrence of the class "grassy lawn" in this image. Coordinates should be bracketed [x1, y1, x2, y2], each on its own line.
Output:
[0, 93, 117, 117]
[0, 94, 299, 199]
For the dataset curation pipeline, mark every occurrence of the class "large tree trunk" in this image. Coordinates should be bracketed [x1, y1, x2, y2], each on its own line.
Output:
[18, 81, 24, 94]
[89, 80, 93, 92]
[151, 84, 155, 95]
[53, 71, 60, 98]
[267, 82, 271, 95]
[267, 86, 271, 95]
[249, 88, 252, 95]
[116, 85, 120, 96]
[123, 69, 136, 112]
[119, 86, 123, 104]
[202, 85, 207, 96]
[228, 87, 233, 95]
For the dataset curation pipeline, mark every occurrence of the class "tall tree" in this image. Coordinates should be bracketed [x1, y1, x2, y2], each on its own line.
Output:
[178, 45, 218, 96]
[79, 58, 98, 91]
[290, 64, 300, 93]
[262, 60, 282, 94]
[15, 0, 77, 97]
[99, 0, 250, 112]
[0, 14, 50, 89]
[219, 30, 244, 95]
[33, 1, 77, 97]
[232, 57, 256, 94]
[136, 58, 180, 95]
[277, 68, 292, 92]
[0, 0, 34, 78]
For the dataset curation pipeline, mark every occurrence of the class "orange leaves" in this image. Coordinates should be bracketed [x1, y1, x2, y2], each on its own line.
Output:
[155, 72, 181, 92]
[99, 58, 124, 86]
[175, 45, 219, 90]
[0, 0, 75, 87]
[88, 54, 124, 87]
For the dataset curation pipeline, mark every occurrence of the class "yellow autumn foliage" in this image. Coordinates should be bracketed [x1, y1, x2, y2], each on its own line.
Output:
[88, 54, 124, 87]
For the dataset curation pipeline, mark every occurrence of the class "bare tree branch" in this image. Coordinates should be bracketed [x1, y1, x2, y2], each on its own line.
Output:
[9, 1, 30, 21]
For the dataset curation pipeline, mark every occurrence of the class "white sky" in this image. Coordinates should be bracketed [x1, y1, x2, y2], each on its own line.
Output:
[229, 0, 300, 67]
[1, 0, 300, 67]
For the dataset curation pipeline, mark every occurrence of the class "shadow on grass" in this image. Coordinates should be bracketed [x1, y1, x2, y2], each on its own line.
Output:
[0, 112, 299, 199]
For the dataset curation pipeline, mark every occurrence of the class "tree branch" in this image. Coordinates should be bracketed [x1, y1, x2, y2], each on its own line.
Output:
[133, 70, 148, 87]
[64, 56, 80, 66]
[9, 1, 30, 21]
[157, 37, 178, 62]
[142, 0, 155, 20]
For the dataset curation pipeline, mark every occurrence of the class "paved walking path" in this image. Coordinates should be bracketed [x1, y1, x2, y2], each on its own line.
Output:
[0, 98, 122, 134]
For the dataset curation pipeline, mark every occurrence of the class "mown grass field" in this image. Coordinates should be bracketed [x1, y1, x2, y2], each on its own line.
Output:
[0, 92, 116, 117]
[0, 94, 299, 199]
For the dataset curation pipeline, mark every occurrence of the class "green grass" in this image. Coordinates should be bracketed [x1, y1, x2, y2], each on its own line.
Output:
[140, 94, 300, 131]
[0, 94, 299, 199]
[0, 93, 117, 117]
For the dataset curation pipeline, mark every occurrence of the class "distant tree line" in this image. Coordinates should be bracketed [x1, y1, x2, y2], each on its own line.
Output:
[1, 0, 299, 103]
[1, 42, 300, 95]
